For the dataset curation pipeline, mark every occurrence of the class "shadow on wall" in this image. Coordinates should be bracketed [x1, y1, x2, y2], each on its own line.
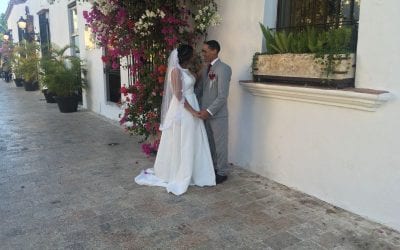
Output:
[229, 76, 271, 171]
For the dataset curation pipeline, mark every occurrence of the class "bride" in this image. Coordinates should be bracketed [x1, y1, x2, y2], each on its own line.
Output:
[135, 44, 216, 195]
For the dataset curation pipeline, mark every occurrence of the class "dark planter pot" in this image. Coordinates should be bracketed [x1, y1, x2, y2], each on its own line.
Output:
[42, 89, 57, 103]
[23, 80, 39, 91]
[55, 96, 79, 113]
[14, 78, 24, 87]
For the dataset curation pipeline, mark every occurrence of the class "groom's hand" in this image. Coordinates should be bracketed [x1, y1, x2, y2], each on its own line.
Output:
[198, 110, 211, 120]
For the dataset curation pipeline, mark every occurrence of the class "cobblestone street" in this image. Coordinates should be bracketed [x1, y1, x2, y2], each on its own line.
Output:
[1, 80, 400, 249]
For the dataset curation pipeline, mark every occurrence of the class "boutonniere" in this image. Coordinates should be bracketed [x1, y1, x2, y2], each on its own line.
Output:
[208, 71, 216, 80]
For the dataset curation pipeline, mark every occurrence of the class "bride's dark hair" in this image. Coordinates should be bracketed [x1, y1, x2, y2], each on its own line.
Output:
[177, 44, 193, 65]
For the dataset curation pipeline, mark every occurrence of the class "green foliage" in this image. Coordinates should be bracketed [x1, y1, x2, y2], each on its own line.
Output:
[271, 31, 292, 53]
[306, 27, 321, 53]
[10, 47, 23, 79]
[258, 24, 354, 77]
[40, 44, 87, 97]
[290, 31, 308, 53]
[259, 23, 274, 54]
[22, 45, 40, 82]
[259, 23, 353, 55]
[313, 27, 353, 77]
[12, 42, 40, 82]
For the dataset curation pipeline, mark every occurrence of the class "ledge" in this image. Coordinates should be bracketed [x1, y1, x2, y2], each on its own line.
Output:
[239, 81, 392, 112]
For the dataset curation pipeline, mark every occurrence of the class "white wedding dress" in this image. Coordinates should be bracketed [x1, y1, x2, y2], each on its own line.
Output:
[135, 66, 216, 195]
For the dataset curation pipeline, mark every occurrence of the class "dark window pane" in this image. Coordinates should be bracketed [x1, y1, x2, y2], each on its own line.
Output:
[38, 11, 51, 56]
[277, 0, 360, 29]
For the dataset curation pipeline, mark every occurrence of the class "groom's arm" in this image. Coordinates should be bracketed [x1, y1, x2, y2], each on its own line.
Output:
[206, 65, 232, 116]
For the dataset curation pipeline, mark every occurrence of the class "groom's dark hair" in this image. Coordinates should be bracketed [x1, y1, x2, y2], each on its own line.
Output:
[177, 44, 194, 64]
[204, 40, 220, 53]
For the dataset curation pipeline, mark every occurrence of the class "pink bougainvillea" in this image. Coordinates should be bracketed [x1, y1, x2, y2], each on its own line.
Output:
[84, 0, 220, 156]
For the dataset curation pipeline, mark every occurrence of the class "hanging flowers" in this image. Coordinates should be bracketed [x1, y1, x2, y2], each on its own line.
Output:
[194, 2, 222, 34]
[135, 9, 166, 37]
[83, 0, 221, 156]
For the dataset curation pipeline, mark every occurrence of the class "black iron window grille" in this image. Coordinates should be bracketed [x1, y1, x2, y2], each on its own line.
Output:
[276, 0, 360, 52]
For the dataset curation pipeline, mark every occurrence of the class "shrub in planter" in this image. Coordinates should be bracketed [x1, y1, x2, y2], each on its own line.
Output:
[10, 45, 25, 87]
[40, 45, 87, 113]
[53, 96, 79, 112]
[14, 78, 24, 87]
[41, 88, 57, 103]
[17, 42, 40, 91]
[253, 24, 356, 88]
[23, 80, 39, 91]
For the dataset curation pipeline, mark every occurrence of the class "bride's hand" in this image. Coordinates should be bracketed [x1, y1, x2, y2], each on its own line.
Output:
[192, 111, 201, 118]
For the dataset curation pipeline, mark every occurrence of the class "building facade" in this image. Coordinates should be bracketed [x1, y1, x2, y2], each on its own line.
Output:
[5, 0, 400, 231]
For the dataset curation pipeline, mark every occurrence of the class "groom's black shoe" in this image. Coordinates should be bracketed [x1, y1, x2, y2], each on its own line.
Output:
[216, 174, 227, 184]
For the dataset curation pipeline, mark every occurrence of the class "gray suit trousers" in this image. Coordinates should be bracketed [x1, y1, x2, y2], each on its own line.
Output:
[205, 117, 228, 176]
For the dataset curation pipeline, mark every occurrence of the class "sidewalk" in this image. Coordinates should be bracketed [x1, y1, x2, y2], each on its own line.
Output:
[1, 80, 399, 249]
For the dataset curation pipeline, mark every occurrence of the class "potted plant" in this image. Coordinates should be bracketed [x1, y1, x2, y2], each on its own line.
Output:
[40, 86, 57, 103]
[252, 24, 356, 89]
[17, 42, 40, 91]
[40, 45, 87, 112]
[10, 44, 24, 87]
[38, 64, 56, 103]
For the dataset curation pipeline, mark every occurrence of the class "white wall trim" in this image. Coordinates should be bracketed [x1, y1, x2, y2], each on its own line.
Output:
[240, 81, 392, 112]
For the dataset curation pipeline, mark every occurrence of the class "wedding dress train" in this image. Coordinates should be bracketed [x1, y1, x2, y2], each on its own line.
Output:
[135, 65, 215, 195]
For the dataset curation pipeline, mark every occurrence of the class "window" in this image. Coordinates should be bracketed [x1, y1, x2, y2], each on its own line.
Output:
[276, 0, 360, 51]
[104, 48, 121, 103]
[38, 10, 51, 56]
[84, 25, 95, 50]
[17, 26, 24, 43]
[277, 0, 360, 29]
[68, 3, 79, 56]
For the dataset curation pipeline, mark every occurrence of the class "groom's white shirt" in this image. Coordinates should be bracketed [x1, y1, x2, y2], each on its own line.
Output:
[210, 58, 219, 66]
[206, 58, 220, 116]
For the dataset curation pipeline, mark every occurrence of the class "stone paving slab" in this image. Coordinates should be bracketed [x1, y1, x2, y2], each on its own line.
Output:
[1, 80, 400, 249]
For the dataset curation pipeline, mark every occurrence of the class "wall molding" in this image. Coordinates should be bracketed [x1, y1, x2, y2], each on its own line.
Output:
[240, 81, 392, 112]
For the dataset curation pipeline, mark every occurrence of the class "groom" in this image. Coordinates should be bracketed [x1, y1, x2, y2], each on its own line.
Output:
[196, 40, 232, 184]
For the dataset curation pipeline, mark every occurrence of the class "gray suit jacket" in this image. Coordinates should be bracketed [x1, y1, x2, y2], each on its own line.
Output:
[195, 59, 232, 119]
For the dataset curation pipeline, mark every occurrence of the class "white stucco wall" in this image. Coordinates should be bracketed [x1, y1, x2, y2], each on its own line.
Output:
[6, 0, 400, 231]
[7, 4, 24, 41]
[210, 0, 400, 231]
[77, 2, 121, 121]
[47, 1, 70, 49]
[7, 0, 50, 43]
[7, 0, 121, 121]
[6, 0, 70, 55]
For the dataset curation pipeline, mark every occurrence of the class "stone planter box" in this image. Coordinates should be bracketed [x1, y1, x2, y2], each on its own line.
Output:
[252, 53, 356, 89]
